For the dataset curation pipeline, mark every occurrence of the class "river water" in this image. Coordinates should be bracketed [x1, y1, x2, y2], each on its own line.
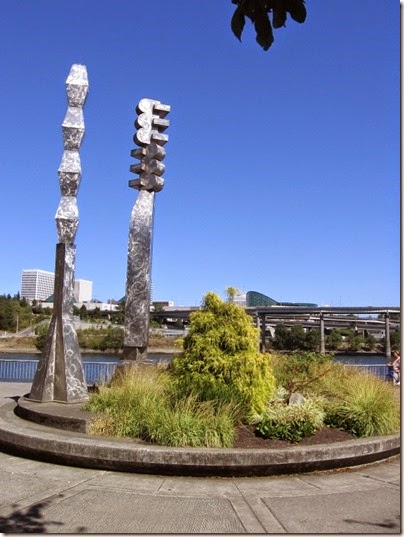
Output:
[0, 351, 390, 365]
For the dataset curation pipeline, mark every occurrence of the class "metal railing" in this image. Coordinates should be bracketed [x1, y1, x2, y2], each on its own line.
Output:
[342, 364, 388, 378]
[0, 360, 389, 384]
[0, 360, 117, 384]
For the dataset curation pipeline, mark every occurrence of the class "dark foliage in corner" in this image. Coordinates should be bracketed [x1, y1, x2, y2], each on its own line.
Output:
[231, 0, 306, 51]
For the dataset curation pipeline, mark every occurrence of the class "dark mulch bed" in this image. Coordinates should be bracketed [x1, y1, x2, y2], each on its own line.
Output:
[234, 425, 355, 449]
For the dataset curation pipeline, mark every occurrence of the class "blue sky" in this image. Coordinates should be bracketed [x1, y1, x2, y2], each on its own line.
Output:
[0, 1, 400, 307]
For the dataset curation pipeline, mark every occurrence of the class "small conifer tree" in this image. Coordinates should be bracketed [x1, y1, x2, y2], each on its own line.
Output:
[171, 292, 276, 420]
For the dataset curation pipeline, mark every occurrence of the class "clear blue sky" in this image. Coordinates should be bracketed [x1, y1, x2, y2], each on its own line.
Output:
[0, 1, 400, 307]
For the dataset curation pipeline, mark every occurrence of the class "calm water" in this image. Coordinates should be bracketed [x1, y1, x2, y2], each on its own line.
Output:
[0, 352, 389, 365]
[0, 352, 174, 364]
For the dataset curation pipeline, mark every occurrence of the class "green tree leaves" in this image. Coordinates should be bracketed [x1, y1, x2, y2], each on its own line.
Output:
[231, 0, 307, 51]
[171, 292, 276, 418]
[0, 294, 35, 332]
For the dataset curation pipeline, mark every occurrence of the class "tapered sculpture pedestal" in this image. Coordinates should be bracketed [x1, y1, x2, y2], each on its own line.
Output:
[30, 244, 87, 402]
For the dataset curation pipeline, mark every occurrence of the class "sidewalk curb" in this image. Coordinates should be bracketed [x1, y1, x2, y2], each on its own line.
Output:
[0, 398, 400, 477]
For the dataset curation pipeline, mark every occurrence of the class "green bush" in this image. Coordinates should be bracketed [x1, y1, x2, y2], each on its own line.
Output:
[269, 354, 399, 439]
[326, 329, 343, 351]
[99, 328, 124, 352]
[270, 351, 333, 396]
[170, 292, 276, 419]
[256, 398, 325, 443]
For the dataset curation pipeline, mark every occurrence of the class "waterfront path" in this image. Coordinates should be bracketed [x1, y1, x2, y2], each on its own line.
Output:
[0, 382, 400, 534]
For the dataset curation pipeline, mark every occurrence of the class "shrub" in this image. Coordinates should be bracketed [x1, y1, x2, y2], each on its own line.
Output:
[99, 328, 124, 352]
[170, 292, 276, 419]
[270, 351, 333, 397]
[326, 329, 343, 351]
[256, 398, 325, 443]
[34, 333, 47, 351]
[269, 354, 399, 439]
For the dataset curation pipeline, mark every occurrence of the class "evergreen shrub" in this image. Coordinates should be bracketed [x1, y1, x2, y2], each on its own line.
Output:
[170, 292, 276, 420]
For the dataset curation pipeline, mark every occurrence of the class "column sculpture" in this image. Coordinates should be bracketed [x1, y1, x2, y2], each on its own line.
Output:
[122, 98, 170, 361]
[29, 64, 89, 403]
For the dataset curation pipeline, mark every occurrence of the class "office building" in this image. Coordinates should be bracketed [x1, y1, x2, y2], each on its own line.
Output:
[233, 292, 247, 307]
[21, 270, 55, 302]
[74, 279, 93, 303]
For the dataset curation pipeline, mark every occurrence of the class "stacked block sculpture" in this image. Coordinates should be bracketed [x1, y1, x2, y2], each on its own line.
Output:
[123, 98, 170, 360]
[30, 65, 89, 403]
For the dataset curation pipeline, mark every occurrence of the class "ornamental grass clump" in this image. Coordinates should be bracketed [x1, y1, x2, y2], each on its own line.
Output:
[85, 365, 169, 438]
[170, 292, 276, 420]
[144, 396, 238, 448]
[85, 365, 240, 447]
[320, 367, 400, 437]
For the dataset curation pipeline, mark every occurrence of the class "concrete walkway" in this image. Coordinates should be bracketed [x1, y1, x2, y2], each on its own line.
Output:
[0, 383, 401, 534]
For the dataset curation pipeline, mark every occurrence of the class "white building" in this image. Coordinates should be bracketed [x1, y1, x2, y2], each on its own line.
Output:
[74, 279, 93, 303]
[21, 269, 55, 301]
[233, 291, 247, 307]
[76, 301, 120, 312]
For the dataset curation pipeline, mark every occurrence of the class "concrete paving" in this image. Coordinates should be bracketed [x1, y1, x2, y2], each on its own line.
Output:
[0, 382, 401, 534]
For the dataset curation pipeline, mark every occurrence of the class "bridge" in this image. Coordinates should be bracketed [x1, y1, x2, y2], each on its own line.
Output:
[4, 305, 399, 358]
[151, 305, 400, 357]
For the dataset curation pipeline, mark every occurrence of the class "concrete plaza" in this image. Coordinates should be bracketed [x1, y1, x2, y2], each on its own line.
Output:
[0, 382, 400, 534]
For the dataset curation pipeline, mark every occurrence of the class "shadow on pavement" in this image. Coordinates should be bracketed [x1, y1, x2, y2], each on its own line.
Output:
[0, 499, 63, 534]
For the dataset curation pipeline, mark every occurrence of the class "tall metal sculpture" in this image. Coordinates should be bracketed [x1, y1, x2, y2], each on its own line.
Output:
[122, 99, 170, 360]
[29, 64, 89, 403]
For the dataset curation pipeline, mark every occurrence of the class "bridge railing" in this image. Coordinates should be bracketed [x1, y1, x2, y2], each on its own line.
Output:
[0, 360, 389, 384]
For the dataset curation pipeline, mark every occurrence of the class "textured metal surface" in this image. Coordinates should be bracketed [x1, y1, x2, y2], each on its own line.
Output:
[30, 65, 89, 403]
[123, 99, 170, 360]
[123, 190, 155, 350]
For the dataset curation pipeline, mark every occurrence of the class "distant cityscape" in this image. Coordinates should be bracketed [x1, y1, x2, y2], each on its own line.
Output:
[20, 269, 119, 311]
[20, 269, 319, 312]
[13, 269, 400, 355]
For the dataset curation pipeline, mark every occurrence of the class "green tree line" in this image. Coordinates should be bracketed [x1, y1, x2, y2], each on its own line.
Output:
[269, 323, 400, 353]
[0, 294, 50, 332]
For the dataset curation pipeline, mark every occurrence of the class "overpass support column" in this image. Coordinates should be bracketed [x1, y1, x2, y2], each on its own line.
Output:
[384, 312, 391, 359]
[320, 313, 325, 354]
[257, 314, 266, 353]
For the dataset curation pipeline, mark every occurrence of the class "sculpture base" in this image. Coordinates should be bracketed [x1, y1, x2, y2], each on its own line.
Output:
[29, 243, 88, 404]
[29, 315, 88, 403]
